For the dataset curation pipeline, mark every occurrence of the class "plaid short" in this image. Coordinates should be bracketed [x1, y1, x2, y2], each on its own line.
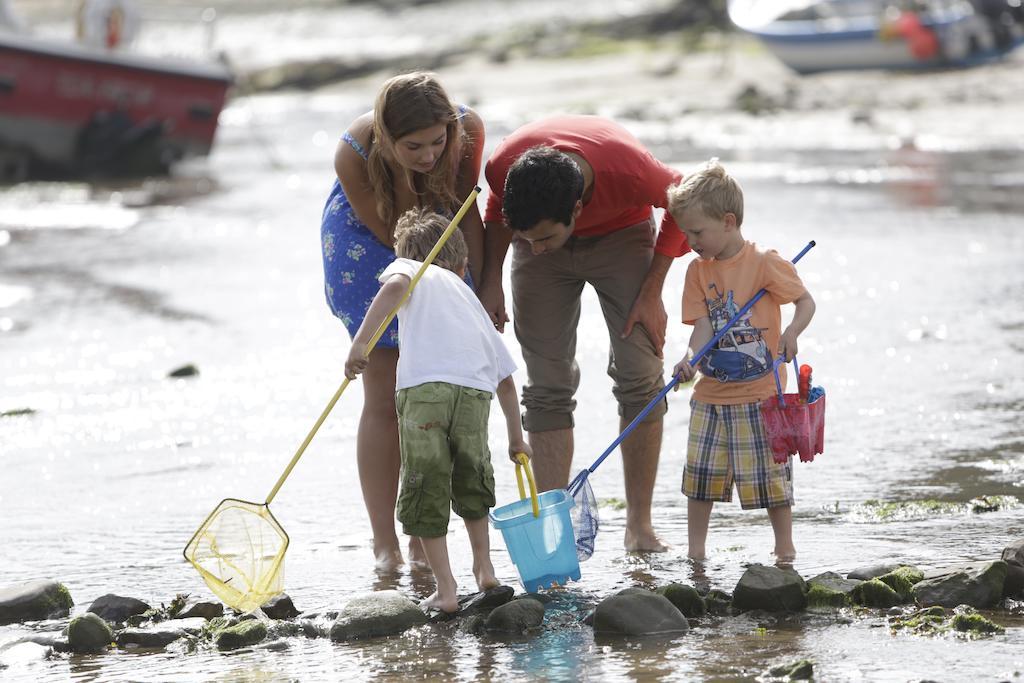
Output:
[682, 399, 793, 510]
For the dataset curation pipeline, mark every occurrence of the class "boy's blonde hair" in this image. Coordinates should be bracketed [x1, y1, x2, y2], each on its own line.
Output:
[393, 208, 468, 273]
[667, 158, 744, 227]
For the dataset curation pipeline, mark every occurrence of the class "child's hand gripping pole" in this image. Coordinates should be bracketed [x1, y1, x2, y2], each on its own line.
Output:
[514, 453, 540, 518]
[568, 240, 816, 498]
[264, 187, 481, 506]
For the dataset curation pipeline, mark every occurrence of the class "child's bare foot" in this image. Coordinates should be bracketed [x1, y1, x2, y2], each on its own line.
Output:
[625, 527, 669, 552]
[686, 547, 706, 562]
[473, 560, 500, 592]
[420, 590, 459, 615]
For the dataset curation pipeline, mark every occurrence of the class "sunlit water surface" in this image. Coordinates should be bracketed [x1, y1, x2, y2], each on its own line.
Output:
[2, 10, 1024, 682]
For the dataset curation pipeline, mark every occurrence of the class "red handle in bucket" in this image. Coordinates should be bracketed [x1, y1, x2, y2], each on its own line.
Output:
[514, 453, 540, 517]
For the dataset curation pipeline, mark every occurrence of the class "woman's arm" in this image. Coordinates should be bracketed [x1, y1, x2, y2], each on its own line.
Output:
[335, 113, 395, 247]
[455, 107, 486, 287]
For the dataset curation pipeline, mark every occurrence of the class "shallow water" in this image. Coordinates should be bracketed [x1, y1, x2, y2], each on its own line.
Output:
[3, 5, 1024, 682]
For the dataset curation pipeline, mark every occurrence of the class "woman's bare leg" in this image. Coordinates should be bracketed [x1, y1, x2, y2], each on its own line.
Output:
[357, 348, 403, 571]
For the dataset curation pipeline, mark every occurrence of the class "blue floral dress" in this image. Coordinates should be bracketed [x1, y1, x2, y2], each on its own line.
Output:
[320, 109, 470, 348]
[320, 132, 401, 347]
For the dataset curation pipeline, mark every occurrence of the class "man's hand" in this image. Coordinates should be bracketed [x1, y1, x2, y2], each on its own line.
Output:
[477, 278, 509, 332]
[622, 288, 668, 358]
[344, 343, 369, 380]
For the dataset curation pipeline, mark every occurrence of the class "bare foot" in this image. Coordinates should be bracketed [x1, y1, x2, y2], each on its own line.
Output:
[773, 547, 797, 567]
[373, 546, 404, 573]
[420, 591, 458, 615]
[407, 537, 431, 572]
[687, 550, 706, 562]
[624, 527, 669, 552]
[473, 560, 500, 592]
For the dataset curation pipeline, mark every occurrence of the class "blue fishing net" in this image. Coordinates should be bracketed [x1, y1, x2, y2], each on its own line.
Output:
[570, 475, 599, 561]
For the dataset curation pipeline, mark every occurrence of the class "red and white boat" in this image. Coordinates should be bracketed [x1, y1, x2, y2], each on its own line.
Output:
[0, 4, 232, 180]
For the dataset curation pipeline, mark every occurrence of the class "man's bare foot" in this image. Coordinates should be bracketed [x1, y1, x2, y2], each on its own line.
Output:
[624, 527, 669, 552]
[420, 590, 458, 615]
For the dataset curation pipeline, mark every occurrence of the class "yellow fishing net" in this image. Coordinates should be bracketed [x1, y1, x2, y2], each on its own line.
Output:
[183, 189, 480, 612]
[184, 499, 288, 613]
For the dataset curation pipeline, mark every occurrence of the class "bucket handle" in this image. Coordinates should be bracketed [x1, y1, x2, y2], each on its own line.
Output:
[771, 354, 800, 405]
[514, 453, 540, 518]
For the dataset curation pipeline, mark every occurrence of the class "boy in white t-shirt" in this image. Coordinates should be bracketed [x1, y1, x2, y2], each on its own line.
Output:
[345, 208, 531, 615]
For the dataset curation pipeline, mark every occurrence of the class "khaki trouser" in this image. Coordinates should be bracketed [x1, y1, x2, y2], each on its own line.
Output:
[510, 218, 667, 432]
[395, 382, 496, 538]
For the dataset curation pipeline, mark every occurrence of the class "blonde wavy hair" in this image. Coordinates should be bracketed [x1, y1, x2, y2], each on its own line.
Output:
[667, 157, 744, 227]
[393, 208, 467, 273]
[367, 72, 465, 232]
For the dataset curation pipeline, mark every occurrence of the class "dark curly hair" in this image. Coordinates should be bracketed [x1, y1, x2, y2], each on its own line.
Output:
[502, 145, 584, 232]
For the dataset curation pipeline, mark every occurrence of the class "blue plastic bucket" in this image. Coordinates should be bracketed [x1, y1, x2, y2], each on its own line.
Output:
[490, 489, 581, 592]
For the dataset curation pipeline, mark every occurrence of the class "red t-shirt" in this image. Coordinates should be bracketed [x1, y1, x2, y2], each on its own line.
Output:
[483, 116, 690, 258]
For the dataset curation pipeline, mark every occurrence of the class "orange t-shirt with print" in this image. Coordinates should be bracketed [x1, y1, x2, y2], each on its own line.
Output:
[682, 241, 807, 405]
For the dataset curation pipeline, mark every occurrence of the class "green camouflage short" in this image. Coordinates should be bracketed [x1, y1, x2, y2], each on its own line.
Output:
[395, 382, 496, 538]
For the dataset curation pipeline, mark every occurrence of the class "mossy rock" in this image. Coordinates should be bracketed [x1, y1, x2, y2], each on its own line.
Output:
[877, 566, 924, 601]
[215, 620, 268, 650]
[769, 658, 814, 680]
[704, 589, 733, 615]
[851, 578, 900, 608]
[889, 606, 947, 634]
[67, 612, 113, 653]
[951, 607, 1004, 635]
[807, 583, 849, 608]
[656, 583, 706, 618]
[0, 580, 74, 625]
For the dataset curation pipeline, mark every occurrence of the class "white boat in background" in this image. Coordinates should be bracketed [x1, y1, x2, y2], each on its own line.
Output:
[0, 1, 232, 181]
[728, 0, 1024, 74]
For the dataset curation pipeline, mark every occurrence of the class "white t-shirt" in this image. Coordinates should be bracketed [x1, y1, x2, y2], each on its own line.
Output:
[380, 258, 518, 393]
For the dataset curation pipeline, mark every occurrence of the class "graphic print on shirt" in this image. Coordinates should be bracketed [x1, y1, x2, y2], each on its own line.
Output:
[700, 283, 771, 382]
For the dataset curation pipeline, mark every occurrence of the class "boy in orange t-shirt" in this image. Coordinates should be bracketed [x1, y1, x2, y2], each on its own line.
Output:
[667, 159, 816, 563]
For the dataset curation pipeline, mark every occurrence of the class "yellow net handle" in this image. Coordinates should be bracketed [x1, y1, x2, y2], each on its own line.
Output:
[264, 187, 481, 505]
[514, 453, 539, 518]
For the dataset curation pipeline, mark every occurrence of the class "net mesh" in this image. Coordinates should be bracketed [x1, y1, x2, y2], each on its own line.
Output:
[183, 498, 288, 612]
[570, 476, 599, 561]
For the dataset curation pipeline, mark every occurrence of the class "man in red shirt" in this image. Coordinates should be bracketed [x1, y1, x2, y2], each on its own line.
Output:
[478, 115, 690, 552]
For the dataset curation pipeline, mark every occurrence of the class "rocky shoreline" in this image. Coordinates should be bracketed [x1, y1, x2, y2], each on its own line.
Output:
[3, 540, 1022, 678]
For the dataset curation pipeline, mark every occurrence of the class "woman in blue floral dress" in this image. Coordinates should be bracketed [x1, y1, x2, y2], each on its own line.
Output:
[320, 71, 485, 571]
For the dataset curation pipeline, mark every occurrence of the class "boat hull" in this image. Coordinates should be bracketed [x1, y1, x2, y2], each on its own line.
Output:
[728, 1, 1022, 74]
[0, 32, 231, 179]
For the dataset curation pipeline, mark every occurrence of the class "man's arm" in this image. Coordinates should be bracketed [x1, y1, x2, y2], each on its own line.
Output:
[478, 221, 513, 331]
